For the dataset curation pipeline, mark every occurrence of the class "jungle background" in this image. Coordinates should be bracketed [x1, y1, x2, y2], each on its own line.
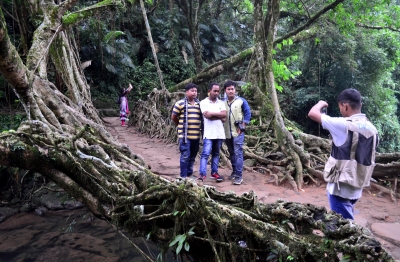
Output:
[1, 0, 400, 261]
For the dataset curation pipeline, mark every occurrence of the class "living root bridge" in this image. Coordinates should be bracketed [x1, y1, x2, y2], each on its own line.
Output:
[0, 120, 394, 261]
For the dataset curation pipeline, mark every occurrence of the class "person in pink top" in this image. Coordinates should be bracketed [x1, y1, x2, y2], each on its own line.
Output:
[119, 83, 133, 127]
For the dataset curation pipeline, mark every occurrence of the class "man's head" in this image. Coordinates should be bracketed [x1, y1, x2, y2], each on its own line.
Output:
[224, 80, 237, 100]
[208, 82, 220, 101]
[185, 83, 198, 101]
[337, 88, 362, 117]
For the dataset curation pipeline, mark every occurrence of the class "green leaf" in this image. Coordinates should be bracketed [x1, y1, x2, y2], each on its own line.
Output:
[173, 211, 179, 216]
[187, 226, 195, 236]
[169, 234, 184, 247]
[184, 242, 190, 251]
[103, 31, 125, 43]
[178, 235, 187, 246]
[176, 242, 183, 254]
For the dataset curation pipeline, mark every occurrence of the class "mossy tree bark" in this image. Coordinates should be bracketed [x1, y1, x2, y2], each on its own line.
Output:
[0, 2, 397, 261]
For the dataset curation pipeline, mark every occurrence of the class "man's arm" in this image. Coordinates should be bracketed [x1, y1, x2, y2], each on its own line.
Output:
[171, 114, 179, 126]
[241, 98, 251, 125]
[202, 101, 226, 121]
[308, 100, 329, 124]
[171, 102, 181, 126]
[203, 110, 226, 120]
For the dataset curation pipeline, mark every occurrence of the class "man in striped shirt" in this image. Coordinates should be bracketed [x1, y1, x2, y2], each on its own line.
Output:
[171, 83, 202, 178]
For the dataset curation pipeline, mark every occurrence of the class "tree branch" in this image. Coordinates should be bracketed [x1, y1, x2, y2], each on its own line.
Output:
[0, 9, 30, 96]
[356, 23, 400, 33]
[275, 0, 345, 43]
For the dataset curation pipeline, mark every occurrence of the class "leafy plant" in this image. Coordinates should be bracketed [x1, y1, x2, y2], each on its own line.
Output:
[272, 39, 301, 92]
[0, 114, 26, 132]
[169, 226, 195, 255]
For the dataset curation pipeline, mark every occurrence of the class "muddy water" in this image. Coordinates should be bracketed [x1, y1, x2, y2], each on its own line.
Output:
[0, 207, 174, 262]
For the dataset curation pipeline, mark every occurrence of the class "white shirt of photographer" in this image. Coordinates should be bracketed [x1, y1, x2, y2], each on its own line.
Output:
[200, 98, 226, 140]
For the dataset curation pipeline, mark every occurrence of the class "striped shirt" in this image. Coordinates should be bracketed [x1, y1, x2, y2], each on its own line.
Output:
[172, 98, 202, 140]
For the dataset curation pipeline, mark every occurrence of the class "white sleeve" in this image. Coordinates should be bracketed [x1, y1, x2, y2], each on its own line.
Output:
[200, 99, 207, 112]
[321, 115, 348, 146]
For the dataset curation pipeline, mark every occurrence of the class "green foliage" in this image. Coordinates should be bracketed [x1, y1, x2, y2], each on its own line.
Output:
[339, 254, 352, 262]
[169, 226, 195, 255]
[103, 31, 125, 43]
[241, 82, 252, 96]
[238, 0, 253, 13]
[363, 87, 400, 152]
[0, 114, 25, 132]
[283, 23, 400, 152]
[157, 48, 196, 88]
[273, 39, 301, 92]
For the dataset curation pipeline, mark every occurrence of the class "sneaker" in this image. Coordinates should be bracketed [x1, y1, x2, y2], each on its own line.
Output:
[228, 173, 237, 180]
[211, 173, 224, 182]
[233, 177, 243, 185]
[197, 175, 206, 181]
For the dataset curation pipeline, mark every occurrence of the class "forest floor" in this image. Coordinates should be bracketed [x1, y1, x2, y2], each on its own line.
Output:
[105, 117, 400, 260]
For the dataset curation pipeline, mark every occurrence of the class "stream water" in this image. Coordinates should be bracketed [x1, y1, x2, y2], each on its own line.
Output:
[0, 207, 175, 262]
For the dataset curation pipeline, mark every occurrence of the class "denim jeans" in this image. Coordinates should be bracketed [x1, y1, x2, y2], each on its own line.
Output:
[199, 139, 223, 175]
[225, 133, 245, 178]
[328, 193, 358, 220]
[179, 138, 200, 178]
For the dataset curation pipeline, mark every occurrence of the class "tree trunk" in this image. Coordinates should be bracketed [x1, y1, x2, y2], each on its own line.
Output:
[174, 0, 205, 73]
[140, 0, 166, 90]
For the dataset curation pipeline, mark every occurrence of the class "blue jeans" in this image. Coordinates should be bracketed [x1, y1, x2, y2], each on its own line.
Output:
[199, 139, 223, 175]
[328, 193, 358, 220]
[179, 138, 200, 178]
[225, 133, 245, 178]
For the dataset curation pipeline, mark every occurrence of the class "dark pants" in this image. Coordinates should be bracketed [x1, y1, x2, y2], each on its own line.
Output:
[225, 133, 245, 178]
[179, 138, 200, 178]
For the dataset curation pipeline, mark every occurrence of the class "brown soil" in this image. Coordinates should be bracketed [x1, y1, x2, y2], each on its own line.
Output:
[105, 117, 400, 260]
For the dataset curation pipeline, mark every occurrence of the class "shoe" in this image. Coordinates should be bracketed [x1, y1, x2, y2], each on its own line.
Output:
[187, 175, 197, 180]
[233, 177, 243, 185]
[228, 173, 237, 180]
[197, 175, 206, 181]
[211, 173, 224, 182]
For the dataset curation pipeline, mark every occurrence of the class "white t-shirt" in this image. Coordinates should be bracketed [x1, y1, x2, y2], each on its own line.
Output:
[200, 98, 226, 139]
[321, 114, 364, 199]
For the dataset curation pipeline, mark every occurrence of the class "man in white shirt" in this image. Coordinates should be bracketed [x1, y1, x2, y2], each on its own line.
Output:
[308, 88, 378, 219]
[198, 82, 226, 182]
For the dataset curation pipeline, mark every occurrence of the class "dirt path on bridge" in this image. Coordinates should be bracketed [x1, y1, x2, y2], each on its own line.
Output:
[104, 117, 400, 260]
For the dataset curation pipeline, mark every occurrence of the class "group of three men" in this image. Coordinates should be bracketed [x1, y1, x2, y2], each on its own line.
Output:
[171, 80, 251, 185]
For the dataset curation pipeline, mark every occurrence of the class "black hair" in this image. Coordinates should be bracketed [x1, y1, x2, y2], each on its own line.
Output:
[337, 88, 362, 110]
[208, 82, 220, 91]
[185, 83, 198, 91]
[119, 87, 128, 97]
[223, 80, 236, 89]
